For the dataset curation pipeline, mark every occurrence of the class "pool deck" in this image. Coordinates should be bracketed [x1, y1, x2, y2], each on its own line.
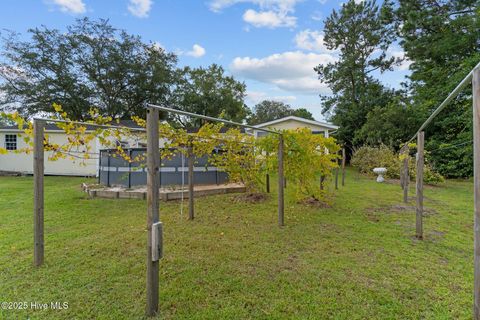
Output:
[83, 183, 246, 200]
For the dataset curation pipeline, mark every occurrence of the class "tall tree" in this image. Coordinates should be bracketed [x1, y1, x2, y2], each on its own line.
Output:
[0, 18, 178, 120]
[315, 0, 399, 149]
[248, 100, 293, 124]
[292, 108, 315, 121]
[356, 93, 420, 148]
[396, 0, 479, 177]
[172, 64, 248, 127]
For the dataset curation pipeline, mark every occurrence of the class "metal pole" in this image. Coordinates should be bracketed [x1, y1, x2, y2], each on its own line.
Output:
[188, 142, 194, 220]
[472, 66, 480, 319]
[146, 107, 160, 316]
[146, 103, 279, 135]
[128, 149, 132, 189]
[278, 135, 284, 226]
[416, 131, 424, 239]
[403, 61, 480, 147]
[33, 119, 44, 267]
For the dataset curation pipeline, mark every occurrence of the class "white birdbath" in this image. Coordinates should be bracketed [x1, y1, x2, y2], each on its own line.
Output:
[373, 167, 387, 183]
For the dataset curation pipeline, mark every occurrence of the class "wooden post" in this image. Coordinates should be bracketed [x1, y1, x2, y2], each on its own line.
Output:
[403, 147, 409, 204]
[400, 147, 405, 190]
[335, 151, 339, 190]
[188, 142, 194, 220]
[146, 107, 160, 316]
[472, 66, 480, 319]
[341, 148, 346, 186]
[416, 131, 424, 240]
[278, 135, 284, 227]
[33, 119, 44, 267]
[266, 174, 270, 193]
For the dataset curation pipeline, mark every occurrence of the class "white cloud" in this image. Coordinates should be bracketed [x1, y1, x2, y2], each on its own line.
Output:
[294, 29, 332, 53]
[186, 44, 206, 58]
[209, 0, 302, 12]
[152, 42, 165, 51]
[311, 10, 322, 21]
[387, 47, 412, 71]
[231, 51, 336, 94]
[49, 0, 86, 14]
[128, 0, 153, 18]
[246, 91, 297, 104]
[243, 9, 296, 28]
[209, 0, 302, 28]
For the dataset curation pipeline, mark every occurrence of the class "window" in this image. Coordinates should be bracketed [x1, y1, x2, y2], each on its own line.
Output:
[5, 134, 17, 150]
[312, 131, 326, 137]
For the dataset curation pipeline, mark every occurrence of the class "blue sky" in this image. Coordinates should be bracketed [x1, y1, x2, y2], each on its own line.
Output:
[0, 0, 411, 121]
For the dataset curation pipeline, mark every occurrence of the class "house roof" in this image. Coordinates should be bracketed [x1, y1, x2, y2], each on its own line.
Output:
[0, 120, 144, 132]
[254, 116, 339, 130]
[0, 120, 246, 133]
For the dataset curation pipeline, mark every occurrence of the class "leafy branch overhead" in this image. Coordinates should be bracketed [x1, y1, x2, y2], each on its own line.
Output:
[0, 104, 340, 202]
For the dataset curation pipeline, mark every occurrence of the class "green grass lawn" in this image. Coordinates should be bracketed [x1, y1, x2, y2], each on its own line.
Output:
[0, 169, 475, 319]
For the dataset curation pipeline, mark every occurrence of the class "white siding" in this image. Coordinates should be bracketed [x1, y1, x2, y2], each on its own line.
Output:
[0, 130, 170, 176]
[255, 119, 330, 138]
[0, 131, 98, 176]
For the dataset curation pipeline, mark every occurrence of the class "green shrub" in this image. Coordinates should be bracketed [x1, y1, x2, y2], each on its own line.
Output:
[351, 145, 401, 179]
[351, 144, 445, 184]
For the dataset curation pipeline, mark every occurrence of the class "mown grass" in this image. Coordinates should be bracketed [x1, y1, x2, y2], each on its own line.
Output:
[0, 169, 474, 319]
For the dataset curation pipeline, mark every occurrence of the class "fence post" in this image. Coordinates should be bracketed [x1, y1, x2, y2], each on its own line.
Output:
[416, 131, 424, 239]
[335, 151, 339, 190]
[146, 106, 160, 316]
[266, 174, 270, 193]
[400, 147, 405, 190]
[33, 119, 44, 267]
[278, 134, 284, 227]
[188, 142, 194, 220]
[403, 147, 409, 204]
[341, 148, 346, 186]
[472, 66, 480, 319]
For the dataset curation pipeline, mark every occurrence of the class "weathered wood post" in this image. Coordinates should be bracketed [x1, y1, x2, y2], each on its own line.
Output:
[416, 131, 424, 239]
[335, 151, 339, 190]
[341, 148, 346, 186]
[403, 147, 409, 204]
[188, 141, 194, 220]
[266, 174, 270, 193]
[33, 119, 45, 267]
[278, 134, 284, 226]
[146, 107, 160, 316]
[472, 66, 480, 319]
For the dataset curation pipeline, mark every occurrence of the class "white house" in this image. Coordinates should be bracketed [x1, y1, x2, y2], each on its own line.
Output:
[0, 120, 146, 176]
[250, 116, 338, 138]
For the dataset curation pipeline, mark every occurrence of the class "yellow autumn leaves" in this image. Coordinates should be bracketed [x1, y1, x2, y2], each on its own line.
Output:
[0, 104, 341, 201]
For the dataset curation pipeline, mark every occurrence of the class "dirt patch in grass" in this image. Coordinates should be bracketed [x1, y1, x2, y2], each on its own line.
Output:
[365, 212, 381, 222]
[233, 193, 269, 203]
[368, 204, 437, 216]
[299, 196, 332, 208]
